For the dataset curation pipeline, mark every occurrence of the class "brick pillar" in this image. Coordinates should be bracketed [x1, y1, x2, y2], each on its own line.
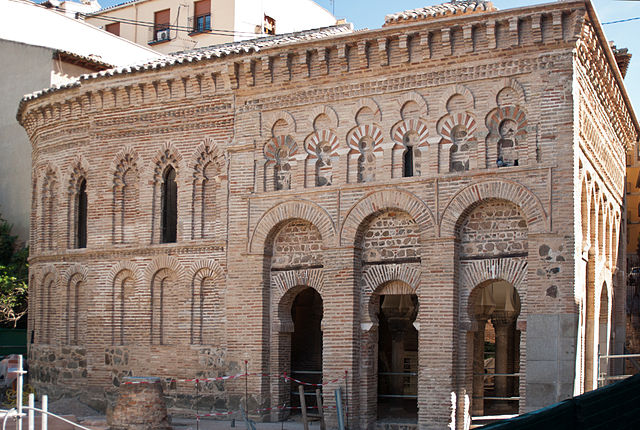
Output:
[419, 237, 456, 429]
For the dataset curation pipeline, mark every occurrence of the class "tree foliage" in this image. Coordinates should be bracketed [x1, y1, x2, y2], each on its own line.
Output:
[0, 215, 28, 328]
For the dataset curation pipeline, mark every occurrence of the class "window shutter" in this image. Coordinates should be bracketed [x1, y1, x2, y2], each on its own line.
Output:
[105, 22, 120, 36]
[194, 0, 210, 17]
[155, 9, 170, 26]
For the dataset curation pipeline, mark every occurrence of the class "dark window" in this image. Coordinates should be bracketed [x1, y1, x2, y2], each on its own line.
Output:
[76, 179, 87, 248]
[636, 172, 640, 189]
[154, 9, 171, 42]
[161, 166, 177, 243]
[403, 146, 414, 177]
[105, 22, 120, 36]
[193, 0, 211, 33]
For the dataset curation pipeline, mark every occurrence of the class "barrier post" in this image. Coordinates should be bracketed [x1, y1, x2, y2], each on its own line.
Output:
[299, 385, 309, 430]
[42, 395, 48, 430]
[27, 393, 34, 430]
[335, 387, 345, 430]
[17, 355, 24, 430]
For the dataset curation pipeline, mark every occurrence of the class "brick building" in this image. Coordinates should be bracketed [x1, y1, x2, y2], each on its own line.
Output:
[16, 1, 639, 428]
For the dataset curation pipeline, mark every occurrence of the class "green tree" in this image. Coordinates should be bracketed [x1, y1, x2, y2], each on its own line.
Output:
[0, 215, 28, 328]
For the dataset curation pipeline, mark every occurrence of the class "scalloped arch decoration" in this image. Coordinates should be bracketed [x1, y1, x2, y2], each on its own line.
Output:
[346, 124, 384, 151]
[151, 143, 183, 180]
[438, 113, 478, 145]
[439, 180, 548, 236]
[304, 130, 340, 157]
[249, 200, 336, 253]
[485, 106, 528, 136]
[191, 138, 225, 181]
[264, 135, 299, 165]
[390, 119, 429, 146]
[340, 189, 436, 246]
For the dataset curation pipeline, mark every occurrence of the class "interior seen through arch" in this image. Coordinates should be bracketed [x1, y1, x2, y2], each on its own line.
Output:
[290, 287, 323, 412]
[377, 293, 418, 422]
[470, 280, 521, 417]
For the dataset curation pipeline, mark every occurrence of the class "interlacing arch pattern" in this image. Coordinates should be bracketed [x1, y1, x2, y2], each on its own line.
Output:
[112, 149, 140, 244]
[66, 157, 89, 249]
[191, 138, 225, 239]
[189, 259, 225, 345]
[150, 144, 183, 244]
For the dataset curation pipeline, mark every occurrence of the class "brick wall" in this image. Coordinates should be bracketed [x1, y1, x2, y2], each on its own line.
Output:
[16, 1, 638, 428]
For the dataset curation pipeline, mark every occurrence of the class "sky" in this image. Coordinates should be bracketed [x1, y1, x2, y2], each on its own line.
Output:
[83, 0, 640, 116]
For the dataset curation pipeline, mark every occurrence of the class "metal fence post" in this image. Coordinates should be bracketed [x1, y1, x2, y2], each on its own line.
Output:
[17, 355, 24, 430]
[335, 388, 345, 430]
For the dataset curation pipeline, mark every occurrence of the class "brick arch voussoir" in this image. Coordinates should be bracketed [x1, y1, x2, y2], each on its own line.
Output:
[249, 200, 336, 254]
[188, 259, 225, 283]
[351, 97, 382, 122]
[262, 110, 297, 137]
[107, 261, 140, 285]
[340, 189, 436, 247]
[395, 91, 429, 116]
[440, 180, 548, 237]
[308, 105, 339, 129]
[144, 255, 185, 282]
[62, 264, 88, 285]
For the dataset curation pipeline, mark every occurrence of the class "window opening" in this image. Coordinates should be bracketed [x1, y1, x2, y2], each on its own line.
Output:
[403, 147, 414, 177]
[153, 9, 171, 42]
[193, 0, 211, 33]
[161, 166, 177, 243]
[76, 179, 87, 248]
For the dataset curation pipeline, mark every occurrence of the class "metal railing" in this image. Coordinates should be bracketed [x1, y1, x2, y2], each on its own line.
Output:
[1, 355, 96, 430]
[597, 353, 640, 387]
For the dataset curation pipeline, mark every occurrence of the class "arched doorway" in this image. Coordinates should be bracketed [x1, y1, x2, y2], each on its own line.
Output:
[374, 284, 419, 422]
[470, 280, 521, 416]
[290, 287, 324, 411]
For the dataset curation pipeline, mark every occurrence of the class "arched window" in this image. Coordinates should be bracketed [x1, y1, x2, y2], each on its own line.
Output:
[161, 166, 177, 243]
[76, 179, 87, 248]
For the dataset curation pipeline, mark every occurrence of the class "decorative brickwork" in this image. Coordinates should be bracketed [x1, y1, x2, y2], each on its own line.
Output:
[17, 1, 638, 428]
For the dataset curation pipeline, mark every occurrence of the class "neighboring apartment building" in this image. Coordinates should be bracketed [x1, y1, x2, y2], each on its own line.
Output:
[17, 0, 639, 428]
[84, 0, 337, 54]
[0, 0, 161, 243]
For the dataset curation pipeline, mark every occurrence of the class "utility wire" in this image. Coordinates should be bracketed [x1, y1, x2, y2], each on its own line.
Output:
[602, 16, 640, 25]
[80, 12, 261, 36]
